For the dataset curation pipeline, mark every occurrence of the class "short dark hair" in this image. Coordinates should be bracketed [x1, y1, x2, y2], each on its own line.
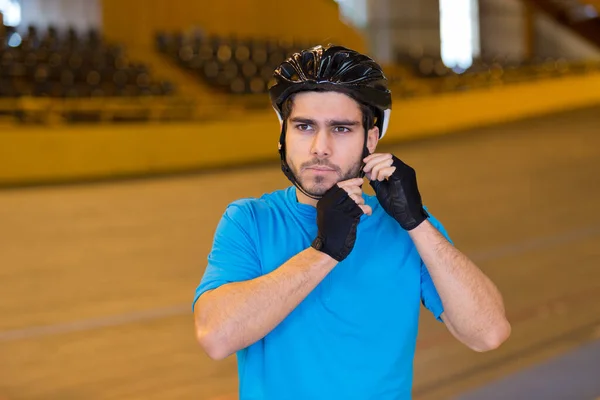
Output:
[281, 87, 377, 131]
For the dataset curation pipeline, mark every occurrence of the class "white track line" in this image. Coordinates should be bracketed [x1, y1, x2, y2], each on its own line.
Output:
[469, 224, 600, 262]
[1, 224, 599, 343]
[0, 305, 189, 342]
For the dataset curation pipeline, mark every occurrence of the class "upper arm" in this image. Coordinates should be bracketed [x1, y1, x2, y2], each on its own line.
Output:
[420, 210, 453, 322]
[192, 201, 262, 311]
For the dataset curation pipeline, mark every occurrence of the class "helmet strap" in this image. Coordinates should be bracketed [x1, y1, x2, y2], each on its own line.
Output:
[358, 127, 371, 179]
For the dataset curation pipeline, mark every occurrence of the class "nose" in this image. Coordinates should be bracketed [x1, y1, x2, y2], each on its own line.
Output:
[310, 130, 331, 158]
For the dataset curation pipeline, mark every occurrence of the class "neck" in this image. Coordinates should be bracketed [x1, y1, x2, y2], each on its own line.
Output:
[295, 188, 319, 207]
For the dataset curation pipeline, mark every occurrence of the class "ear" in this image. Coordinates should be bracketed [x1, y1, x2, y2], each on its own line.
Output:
[366, 126, 379, 154]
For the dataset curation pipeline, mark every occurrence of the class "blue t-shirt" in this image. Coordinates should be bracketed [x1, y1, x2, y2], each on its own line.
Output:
[193, 186, 451, 400]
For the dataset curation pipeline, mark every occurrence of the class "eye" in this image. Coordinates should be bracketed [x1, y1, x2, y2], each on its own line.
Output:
[296, 124, 313, 132]
[333, 126, 351, 133]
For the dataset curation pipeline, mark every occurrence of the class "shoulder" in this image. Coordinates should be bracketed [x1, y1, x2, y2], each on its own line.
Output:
[222, 187, 291, 223]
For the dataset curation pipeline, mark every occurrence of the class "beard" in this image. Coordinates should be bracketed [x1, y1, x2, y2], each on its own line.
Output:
[288, 156, 363, 197]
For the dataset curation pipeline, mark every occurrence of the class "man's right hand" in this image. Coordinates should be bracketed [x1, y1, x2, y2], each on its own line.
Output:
[311, 178, 370, 262]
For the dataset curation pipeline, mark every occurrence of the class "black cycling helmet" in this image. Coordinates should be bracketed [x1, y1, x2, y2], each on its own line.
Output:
[268, 44, 393, 200]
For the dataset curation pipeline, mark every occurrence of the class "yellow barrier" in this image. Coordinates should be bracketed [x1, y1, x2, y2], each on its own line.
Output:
[0, 113, 279, 186]
[387, 71, 600, 141]
[2, 72, 600, 187]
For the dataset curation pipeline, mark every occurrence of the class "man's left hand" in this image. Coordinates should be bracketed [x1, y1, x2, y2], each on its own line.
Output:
[363, 153, 429, 231]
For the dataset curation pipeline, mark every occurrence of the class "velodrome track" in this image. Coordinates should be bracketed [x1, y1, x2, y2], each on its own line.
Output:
[1, 105, 599, 400]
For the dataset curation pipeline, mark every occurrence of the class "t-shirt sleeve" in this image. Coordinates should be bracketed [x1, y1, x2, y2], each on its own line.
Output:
[420, 209, 453, 322]
[192, 200, 262, 311]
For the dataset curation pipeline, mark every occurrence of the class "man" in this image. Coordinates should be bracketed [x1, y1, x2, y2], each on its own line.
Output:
[193, 44, 510, 399]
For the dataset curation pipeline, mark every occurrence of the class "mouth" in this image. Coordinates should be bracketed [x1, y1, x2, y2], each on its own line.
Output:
[305, 167, 335, 173]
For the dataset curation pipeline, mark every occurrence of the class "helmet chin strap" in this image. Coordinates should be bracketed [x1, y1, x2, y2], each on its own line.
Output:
[358, 141, 371, 179]
[279, 120, 371, 202]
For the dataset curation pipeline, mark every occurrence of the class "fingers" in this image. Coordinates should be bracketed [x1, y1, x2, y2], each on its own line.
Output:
[371, 166, 396, 181]
[363, 153, 396, 182]
[363, 153, 394, 181]
[337, 177, 364, 189]
[336, 178, 370, 215]
[359, 204, 372, 216]
[369, 159, 395, 181]
[348, 193, 364, 206]
[363, 153, 392, 173]
[342, 185, 362, 197]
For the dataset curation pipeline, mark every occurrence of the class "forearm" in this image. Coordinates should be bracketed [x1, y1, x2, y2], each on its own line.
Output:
[409, 220, 510, 351]
[194, 247, 337, 359]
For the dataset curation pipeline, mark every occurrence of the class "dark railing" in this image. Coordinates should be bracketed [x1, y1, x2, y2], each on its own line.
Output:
[524, 0, 600, 47]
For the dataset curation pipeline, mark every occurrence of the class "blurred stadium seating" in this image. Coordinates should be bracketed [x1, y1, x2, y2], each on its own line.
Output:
[1, 13, 600, 125]
[1, 25, 174, 98]
[390, 50, 600, 97]
[0, 25, 201, 123]
[155, 28, 600, 102]
[155, 30, 317, 96]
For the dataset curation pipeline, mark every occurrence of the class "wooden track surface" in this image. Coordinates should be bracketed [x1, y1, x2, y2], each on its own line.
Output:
[1, 106, 599, 400]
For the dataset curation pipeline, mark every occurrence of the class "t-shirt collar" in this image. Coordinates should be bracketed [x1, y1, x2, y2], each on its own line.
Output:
[285, 185, 377, 223]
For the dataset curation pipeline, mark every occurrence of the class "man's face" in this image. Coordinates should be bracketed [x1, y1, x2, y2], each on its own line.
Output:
[285, 91, 378, 197]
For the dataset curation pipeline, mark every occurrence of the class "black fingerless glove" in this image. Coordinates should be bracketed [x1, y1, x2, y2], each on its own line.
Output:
[370, 155, 429, 231]
[311, 185, 363, 262]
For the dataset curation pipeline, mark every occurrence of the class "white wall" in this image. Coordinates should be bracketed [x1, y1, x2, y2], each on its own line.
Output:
[20, 0, 100, 32]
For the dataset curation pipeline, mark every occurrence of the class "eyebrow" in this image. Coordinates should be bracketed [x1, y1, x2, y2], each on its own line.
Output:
[289, 117, 361, 127]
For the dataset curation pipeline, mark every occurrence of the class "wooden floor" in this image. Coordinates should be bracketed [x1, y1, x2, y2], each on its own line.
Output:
[1, 106, 600, 400]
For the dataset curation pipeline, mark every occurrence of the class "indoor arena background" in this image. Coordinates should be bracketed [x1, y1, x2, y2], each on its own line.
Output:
[1, 0, 600, 399]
